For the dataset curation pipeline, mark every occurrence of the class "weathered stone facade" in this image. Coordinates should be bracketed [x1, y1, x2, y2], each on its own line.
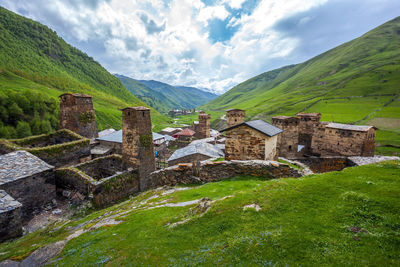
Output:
[225, 125, 278, 161]
[122, 107, 155, 191]
[226, 109, 245, 127]
[272, 113, 376, 158]
[148, 160, 302, 188]
[271, 116, 300, 158]
[297, 113, 321, 155]
[311, 123, 376, 157]
[195, 112, 211, 139]
[0, 190, 22, 242]
[294, 157, 350, 173]
[59, 93, 98, 139]
[0, 151, 55, 219]
[55, 155, 139, 207]
[0, 129, 91, 167]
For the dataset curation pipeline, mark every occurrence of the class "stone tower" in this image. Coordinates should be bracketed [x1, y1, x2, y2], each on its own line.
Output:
[271, 116, 300, 158]
[297, 113, 321, 155]
[226, 109, 245, 128]
[59, 93, 98, 138]
[197, 112, 211, 139]
[122, 106, 155, 190]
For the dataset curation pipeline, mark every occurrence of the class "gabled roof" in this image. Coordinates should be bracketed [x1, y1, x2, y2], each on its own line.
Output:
[98, 128, 116, 138]
[161, 127, 182, 133]
[221, 119, 283, 137]
[59, 93, 92, 98]
[0, 151, 54, 185]
[168, 142, 224, 162]
[175, 128, 196, 136]
[326, 123, 376, 132]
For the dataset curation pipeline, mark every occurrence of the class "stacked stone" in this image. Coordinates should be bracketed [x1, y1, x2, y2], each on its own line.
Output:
[0, 190, 22, 242]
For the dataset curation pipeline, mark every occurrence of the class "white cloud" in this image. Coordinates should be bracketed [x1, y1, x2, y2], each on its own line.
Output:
[1, 0, 337, 93]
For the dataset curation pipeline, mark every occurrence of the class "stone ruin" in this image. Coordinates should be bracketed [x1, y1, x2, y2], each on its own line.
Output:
[0, 129, 91, 167]
[55, 155, 138, 207]
[59, 93, 98, 139]
[271, 113, 376, 158]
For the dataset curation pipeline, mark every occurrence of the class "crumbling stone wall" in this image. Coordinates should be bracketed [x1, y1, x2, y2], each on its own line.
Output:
[55, 155, 139, 207]
[311, 125, 376, 157]
[59, 93, 98, 139]
[0, 190, 22, 243]
[272, 116, 300, 158]
[225, 125, 277, 161]
[294, 157, 350, 173]
[122, 107, 155, 190]
[147, 160, 302, 188]
[0, 130, 91, 167]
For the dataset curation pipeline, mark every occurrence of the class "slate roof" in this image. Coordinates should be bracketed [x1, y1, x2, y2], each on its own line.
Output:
[326, 123, 375, 132]
[221, 119, 283, 137]
[0, 190, 22, 214]
[189, 137, 216, 146]
[0, 151, 54, 185]
[168, 143, 224, 162]
[59, 93, 92, 98]
[96, 130, 167, 143]
[161, 127, 182, 133]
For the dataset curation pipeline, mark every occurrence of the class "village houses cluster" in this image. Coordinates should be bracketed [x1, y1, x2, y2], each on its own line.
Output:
[0, 93, 376, 242]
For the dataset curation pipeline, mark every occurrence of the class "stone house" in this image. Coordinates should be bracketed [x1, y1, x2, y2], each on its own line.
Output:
[0, 151, 55, 219]
[160, 127, 182, 136]
[174, 128, 196, 142]
[222, 113, 283, 161]
[271, 113, 376, 158]
[0, 190, 23, 242]
[311, 123, 376, 157]
[168, 142, 224, 166]
[59, 93, 98, 139]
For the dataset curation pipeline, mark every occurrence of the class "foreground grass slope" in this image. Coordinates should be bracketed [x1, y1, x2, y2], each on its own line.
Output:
[0, 7, 169, 133]
[1, 161, 399, 265]
[202, 16, 400, 155]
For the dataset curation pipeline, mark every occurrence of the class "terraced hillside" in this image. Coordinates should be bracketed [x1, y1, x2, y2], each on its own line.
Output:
[0, 7, 169, 136]
[202, 16, 400, 155]
[0, 161, 399, 265]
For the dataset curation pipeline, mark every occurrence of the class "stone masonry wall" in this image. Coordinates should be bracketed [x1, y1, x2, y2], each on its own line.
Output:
[147, 160, 302, 188]
[59, 94, 98, 139]
[294, 157, 350, 173]
[272, 117, 300, 159]
[297, 113, 321, 155]
[225, 125, 273, 161]
[226, 109, 245, 128]
[0, 170, 55, 219]
[0, 190, 22, 243]
[196, 113, 211, 139]
[312, 126, 376, 157]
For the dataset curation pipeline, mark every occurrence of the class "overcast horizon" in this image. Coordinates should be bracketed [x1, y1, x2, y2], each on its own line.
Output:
[1, 0, 399, 94]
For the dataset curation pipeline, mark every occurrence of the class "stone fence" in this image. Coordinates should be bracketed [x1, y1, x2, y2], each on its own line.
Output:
[143, 160, 303, 190]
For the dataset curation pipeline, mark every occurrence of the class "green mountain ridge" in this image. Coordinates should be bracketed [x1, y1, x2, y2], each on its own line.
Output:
[0, 6, 168, 137]
[202, 16, 400, 155]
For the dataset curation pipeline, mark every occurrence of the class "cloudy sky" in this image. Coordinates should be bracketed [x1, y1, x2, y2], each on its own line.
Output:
[1, 0, 399, 94]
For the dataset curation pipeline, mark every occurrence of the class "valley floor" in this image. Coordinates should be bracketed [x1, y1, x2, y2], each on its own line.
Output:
[1, 161, 399, 266]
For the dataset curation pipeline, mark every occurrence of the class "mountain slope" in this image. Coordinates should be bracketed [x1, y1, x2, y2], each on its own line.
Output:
[202, 16, 400, 155]
[138, 79, 218, 110]
[115, 74, 180, 113]
[0, 6, 168, 136]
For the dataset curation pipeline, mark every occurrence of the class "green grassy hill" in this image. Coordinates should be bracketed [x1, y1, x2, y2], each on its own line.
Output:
[0, 7, 169, 137]
[202, 16, 400, 155]
[1, 161, 399, 265]
[138, 79, 218, 110]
